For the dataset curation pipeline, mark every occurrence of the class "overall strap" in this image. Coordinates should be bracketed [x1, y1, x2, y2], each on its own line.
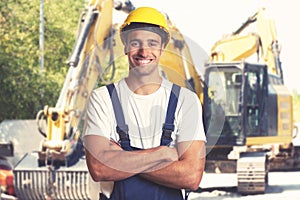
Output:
[160, 84, 181, 146]
[106, 83, 132, 151]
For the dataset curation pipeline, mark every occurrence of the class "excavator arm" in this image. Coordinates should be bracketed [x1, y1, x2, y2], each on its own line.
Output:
[12, 1, 204, 199]
[13, 1, 135, 199]
[210, 8, 283, 81]
[35, 0, 135, 166]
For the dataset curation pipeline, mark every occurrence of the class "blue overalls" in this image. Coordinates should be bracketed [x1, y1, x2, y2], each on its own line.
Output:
[102, 83, 184, 200]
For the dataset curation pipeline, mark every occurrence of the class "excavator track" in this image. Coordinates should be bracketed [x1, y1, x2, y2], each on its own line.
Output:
[237, 152, 268, 194]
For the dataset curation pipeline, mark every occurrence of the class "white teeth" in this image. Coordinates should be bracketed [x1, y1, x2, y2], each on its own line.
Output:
[136, 59, 151, 64]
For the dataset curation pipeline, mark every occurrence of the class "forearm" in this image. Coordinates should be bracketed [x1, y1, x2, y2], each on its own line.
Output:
[85, 149, 134, 181]
[140, 157, 205, 190]
[140, 141, 206, 190]
[97, 144, 177, 174]
[83, 135, 178, 181]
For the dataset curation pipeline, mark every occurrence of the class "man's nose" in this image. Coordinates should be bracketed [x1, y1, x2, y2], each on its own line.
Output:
[138, 45, 151, 56]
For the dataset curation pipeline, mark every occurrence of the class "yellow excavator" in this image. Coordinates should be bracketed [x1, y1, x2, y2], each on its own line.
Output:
[9, 1, 298, 198]
[11, 0, 202, 199]
[203, 7, 300, 194]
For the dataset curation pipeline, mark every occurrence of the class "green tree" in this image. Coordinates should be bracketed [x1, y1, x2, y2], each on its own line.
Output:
[293, 90, 300, 122]
[0, 0, 84, 121]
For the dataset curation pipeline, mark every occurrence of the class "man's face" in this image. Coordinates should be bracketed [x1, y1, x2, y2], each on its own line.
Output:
[125, 30, 164, 76]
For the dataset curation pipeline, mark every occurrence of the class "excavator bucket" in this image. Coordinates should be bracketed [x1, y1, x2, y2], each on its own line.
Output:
[0, 120, 98, 200]
[13, 152, 96, 200]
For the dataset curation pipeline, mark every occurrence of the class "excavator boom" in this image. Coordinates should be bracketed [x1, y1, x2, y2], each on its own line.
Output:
[11, 1, 203, 199]
[210, 8, 283, 81]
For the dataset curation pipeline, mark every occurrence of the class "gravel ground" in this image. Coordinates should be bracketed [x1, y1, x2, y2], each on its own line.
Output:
[189, 123, 300, 200]
[188, 171, 300, 200]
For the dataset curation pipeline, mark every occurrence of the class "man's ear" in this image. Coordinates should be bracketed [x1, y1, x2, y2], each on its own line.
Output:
[124, 46, 128, 55]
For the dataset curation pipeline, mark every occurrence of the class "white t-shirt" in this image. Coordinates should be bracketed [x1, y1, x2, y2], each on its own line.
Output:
[83, 78, 206, 149]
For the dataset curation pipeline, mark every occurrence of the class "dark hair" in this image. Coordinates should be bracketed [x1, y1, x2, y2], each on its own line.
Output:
[120, 22, 169, 45]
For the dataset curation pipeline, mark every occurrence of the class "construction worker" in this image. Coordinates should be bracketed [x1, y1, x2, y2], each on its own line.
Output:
[83, 7, 206, 200]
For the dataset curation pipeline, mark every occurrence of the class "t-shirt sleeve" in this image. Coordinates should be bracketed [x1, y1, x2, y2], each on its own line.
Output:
[83, 88, 113, 139]
[176, 89, 207, 143]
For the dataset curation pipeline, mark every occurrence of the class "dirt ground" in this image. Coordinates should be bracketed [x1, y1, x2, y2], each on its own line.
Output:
[189, 123, 300, 200]
[188, 171, 300, 200]
[1, 120, 300, 200]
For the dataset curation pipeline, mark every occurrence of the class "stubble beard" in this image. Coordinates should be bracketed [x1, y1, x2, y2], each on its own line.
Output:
[129, 62, 159, 79]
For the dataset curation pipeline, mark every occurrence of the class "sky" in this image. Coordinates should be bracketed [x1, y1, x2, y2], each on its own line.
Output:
[114, 0, 300, 92]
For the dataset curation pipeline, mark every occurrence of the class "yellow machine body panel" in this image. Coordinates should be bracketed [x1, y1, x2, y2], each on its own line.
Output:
[274, 85, 294, 137]
[245, 84, 293, 146]
[160, 23, 203, 101]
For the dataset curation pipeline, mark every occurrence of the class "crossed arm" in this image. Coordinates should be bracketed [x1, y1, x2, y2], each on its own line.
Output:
[83, 135, 206, 190]
[140, 140, 206, 190]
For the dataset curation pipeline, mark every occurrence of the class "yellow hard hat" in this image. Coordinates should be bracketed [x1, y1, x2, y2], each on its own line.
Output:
[120, 7, 170, 45]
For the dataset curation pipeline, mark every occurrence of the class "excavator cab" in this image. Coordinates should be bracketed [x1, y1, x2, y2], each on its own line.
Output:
[242, 63, 268, 139]
[203, 61, 268, 147]
[203, 61, 270, 193]
[203, 61, 295, 194]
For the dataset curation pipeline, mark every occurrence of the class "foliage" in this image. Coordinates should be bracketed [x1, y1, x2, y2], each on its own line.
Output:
[0, 0, 85, 121]
[293, 90, 300, 122]
[1, 0, 300, 125]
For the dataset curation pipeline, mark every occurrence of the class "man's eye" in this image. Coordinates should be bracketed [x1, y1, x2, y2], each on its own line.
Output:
[149, 42, 159, 47]
[130, 41, 139, 47]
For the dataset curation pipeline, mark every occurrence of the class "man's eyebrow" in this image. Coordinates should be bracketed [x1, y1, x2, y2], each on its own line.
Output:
[148, 39, 159, 43]
[127, 38, 161, 46]
[129, 39, 140, 43]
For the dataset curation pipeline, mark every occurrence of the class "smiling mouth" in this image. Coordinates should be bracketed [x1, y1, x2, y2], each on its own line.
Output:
[135, 58, 153, 65]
